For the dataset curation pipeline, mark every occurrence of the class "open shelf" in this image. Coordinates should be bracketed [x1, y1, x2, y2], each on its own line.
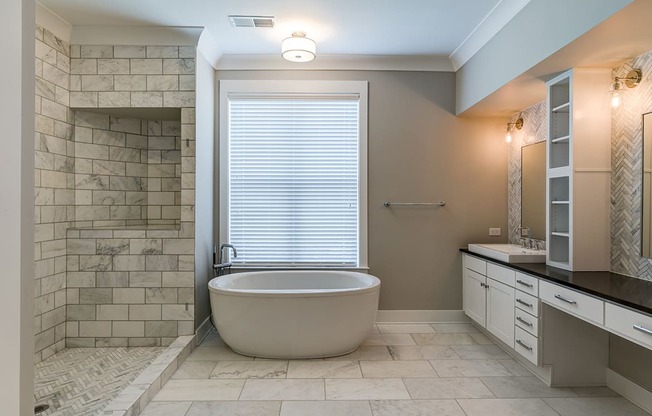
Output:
[551, 232, 570, 237]
[551, 200, 570, 205]
[551, 102, 570, 113]
[551, 135, 570, 143]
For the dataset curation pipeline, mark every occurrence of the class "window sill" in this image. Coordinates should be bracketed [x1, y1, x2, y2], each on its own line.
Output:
[231, 266, 370, 272]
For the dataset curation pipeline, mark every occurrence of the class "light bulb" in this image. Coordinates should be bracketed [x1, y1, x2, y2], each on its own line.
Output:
[505, 131, 512, 143]
[611, 91, 621, 108]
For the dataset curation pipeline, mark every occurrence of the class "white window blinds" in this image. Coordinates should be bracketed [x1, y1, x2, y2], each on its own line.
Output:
[226, 95, 361, 266]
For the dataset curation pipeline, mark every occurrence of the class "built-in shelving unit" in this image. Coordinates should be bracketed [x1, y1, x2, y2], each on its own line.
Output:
[545, 68, 611, 271]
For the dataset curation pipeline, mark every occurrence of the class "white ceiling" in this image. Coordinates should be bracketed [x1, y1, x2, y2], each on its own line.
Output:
[38, 0, 530, 70]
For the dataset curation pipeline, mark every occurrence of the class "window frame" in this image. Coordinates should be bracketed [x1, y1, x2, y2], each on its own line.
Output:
[218, 80, 368, 269]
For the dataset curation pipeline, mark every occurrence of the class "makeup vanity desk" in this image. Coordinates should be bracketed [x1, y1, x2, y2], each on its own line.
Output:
[461, 249, 652, 388]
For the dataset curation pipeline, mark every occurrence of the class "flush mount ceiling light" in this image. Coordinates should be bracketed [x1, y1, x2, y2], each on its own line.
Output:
[281, 32, 316, 63]
[610, 69, 642, 108]
[505, 116, 524, 143]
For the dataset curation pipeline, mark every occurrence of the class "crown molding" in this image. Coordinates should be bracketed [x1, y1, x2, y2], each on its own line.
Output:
[70, 26, 204, 46]
[36, 1, 72, 42]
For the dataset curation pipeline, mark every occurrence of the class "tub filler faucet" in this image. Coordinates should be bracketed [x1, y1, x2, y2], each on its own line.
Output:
[213, 243, 238, 277]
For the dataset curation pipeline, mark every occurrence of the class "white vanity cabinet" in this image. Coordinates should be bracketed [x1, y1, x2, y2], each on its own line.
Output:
[463, 254, 516, 348]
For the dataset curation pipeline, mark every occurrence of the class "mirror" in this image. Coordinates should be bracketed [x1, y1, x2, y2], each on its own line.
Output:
[521, 142, 546, 240]
[642, 113, 652, 257]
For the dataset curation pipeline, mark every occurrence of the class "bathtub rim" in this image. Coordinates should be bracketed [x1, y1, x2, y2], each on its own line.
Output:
[208, 270, 381, 298]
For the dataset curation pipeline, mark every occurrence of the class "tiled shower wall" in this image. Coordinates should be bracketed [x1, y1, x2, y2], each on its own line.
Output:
[73, 111, 182, 227]
[33, 27, 198, 361]
[507, 101, 547, 248]
[611, 49, 652, 280]
[34, 26, 73, 362]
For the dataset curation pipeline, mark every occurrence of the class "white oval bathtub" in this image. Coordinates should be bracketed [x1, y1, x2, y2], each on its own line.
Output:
[208, 270, 380, 359]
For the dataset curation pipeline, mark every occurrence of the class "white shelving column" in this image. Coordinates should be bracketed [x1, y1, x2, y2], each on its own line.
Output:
[545, 69, 611, 271]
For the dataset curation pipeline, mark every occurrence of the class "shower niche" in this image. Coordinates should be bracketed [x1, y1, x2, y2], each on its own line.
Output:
[72, 108, 183, 228]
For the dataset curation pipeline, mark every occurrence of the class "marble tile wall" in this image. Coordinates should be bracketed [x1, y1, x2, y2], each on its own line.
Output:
[72, 111, 182, 227]
[611, 49, 652, 280]
[507, 102, 547, 249]
[34, 26, 73, 362]
[66, 228, 194, 347]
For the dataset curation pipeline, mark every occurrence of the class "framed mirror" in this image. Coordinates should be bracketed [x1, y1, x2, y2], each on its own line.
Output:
[642, 112, 652, 257]
[521, 141, 546, 240]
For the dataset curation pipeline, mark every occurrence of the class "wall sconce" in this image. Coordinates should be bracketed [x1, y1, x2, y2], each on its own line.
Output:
[610, 69, 642, 108]
[505, 117, 524, 143]
[281, 32, 316, 62]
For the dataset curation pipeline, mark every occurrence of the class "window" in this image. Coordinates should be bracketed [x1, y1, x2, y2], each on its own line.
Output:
[219, 80, 368, 268]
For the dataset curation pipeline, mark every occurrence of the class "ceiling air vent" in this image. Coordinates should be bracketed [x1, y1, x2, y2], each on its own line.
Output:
[229, 15, 275, 28]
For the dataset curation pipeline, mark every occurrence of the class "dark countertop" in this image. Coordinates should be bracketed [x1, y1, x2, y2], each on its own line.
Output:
[460, 248, 652, 316]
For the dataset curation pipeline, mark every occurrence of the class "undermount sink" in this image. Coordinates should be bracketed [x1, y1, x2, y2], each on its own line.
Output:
[467, 243, 546, 263]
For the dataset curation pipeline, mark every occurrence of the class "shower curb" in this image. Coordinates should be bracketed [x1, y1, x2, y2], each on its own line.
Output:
[100, 330, 202, 416]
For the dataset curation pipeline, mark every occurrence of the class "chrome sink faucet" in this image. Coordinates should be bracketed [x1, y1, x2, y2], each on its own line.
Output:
[518, 226, 531, 249]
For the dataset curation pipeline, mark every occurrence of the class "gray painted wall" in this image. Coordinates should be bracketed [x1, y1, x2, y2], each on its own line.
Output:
[215, 70, 507, 310]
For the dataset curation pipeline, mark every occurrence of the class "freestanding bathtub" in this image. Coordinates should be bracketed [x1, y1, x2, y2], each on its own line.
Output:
[208, 270, 380, 359]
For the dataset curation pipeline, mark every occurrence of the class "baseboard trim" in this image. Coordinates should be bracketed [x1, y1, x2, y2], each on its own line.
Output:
[606, 369, 652, 414]
[376, 310, 468, 323]
[196, 316, 213, 343]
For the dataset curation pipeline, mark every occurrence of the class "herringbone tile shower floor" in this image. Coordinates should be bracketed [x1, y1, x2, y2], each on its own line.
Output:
[34, 347, 164, 416]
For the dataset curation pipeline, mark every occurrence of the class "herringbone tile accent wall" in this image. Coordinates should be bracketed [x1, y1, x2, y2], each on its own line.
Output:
[611, 50, 652, 280]
[34, 347, 164, 416]
[507, 101, 547, 247]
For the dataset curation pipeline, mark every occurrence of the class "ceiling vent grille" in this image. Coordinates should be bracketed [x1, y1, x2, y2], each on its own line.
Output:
[229, 15, 275, 28]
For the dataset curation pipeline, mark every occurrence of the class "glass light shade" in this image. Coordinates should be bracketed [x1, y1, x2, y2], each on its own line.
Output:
[505, 131, 512, 143]
[282, 34, 316, 63]
[611, 91, 621, 108]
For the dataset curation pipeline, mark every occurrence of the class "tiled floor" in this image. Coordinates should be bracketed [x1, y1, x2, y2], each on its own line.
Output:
[34, 347, 164, 416]
[142, 323, 651, 416]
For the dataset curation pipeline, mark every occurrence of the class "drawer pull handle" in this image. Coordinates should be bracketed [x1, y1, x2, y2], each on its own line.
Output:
[516, 339, 533, 351]
[554, 294, 577, 305]
[633, 324, 652, 336]
[517, 279, 534, 288]
[516, 298, 533, 308]
[517, 316, 533, 327]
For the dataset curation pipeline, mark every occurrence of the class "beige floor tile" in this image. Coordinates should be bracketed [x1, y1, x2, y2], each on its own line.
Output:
[468, 332, 495, 345]
[458, 398, 560, 416]
[544, 397, 650, 416]
[411, 333, 475, 346]
[430, 323, 479, 333]
[186, 346, 254, 362]
[370, 325, 380, 334]
[153, 379, 245, 401]
[186, 401, 281, 416]
[140, 401, 193, 416]
[325, 346, 392, 361]
[240, 379, 325, 401]
[430, 359, 512, 377]
[360, 360, 437, 378]
[325, 378, 411, 400]
[286, 360, 362, 378]
[570, 386, 620, 397]
[480, 376, 577, 398]
[377, 324, 436, 334]
[450, 345, 511, 359]
[498, 359, 533, 376]
[171, 361, 216, 379]
[370, 399, 467, 416]
[280, 400, 373, 416]
[403, 377, 494, 399]
[388, 345, 459, 360]
[362, 334, 416, 346]
[210, 360, 288, 379]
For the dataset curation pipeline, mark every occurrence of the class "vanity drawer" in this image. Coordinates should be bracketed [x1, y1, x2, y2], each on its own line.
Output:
[515, 290, 539, 317]
[515, 326, 539, 365]
[515, 308, 539, 337]
[487, 263, 515, 287]
[465, 255, 486, 275]
[515, 272, 539, 296]
[540, 281, 604, 325]
[605, 303, 652, 350]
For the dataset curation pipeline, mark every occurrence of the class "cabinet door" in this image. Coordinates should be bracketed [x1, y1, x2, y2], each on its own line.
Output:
[463, 268, 486, 327]
[487, 278, 515, 348]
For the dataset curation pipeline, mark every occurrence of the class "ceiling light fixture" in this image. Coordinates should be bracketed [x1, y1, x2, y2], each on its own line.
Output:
[610, 69, 642, 108]
[505, 117, 524, 143]
[281, 32, 316, 63]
